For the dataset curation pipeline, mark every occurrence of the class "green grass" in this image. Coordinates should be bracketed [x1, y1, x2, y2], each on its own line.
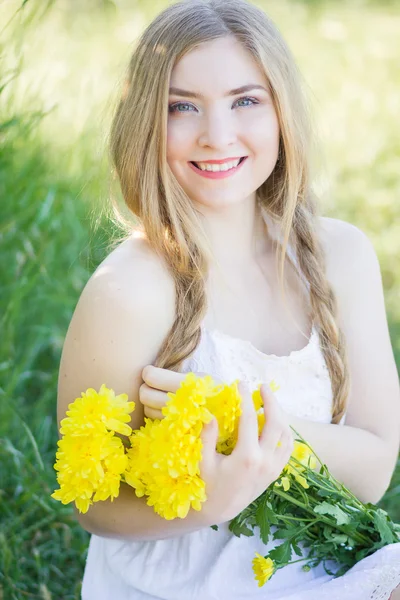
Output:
[1, 0, 399, 597]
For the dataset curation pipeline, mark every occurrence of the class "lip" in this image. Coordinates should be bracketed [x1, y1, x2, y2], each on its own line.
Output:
[188, 157, 248, 179]
[191, 157, 244, 164]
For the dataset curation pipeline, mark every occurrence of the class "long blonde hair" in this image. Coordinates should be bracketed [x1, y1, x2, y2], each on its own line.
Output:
[109, 0, 349, 424]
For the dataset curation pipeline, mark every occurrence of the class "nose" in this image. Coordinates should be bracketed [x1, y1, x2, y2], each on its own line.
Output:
[197, 110, 237, 149]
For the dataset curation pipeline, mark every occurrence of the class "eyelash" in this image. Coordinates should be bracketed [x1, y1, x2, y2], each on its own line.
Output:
[168, 96, 259, 113]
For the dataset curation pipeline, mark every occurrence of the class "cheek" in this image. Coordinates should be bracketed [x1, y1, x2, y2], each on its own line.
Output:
[245, 111, 280, 157]
[167, 120, 197, 162]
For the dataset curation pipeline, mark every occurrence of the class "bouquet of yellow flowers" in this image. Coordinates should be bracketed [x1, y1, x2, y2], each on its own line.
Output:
[52, 374, 400, 587]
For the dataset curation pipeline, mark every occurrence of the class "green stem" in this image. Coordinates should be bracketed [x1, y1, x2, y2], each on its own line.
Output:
[272, 488, 370, 546]
[280, 557, 310, 567]
[292, 518, 320, 539]
[289, 427, 369, 514]
[290, 426, 326, 471]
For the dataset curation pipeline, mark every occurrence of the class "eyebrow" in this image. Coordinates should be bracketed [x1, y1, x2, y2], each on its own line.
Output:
[168, 84, 269, 99]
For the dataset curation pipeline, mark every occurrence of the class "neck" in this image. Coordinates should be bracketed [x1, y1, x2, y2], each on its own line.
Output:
[196, 197, 271, 268]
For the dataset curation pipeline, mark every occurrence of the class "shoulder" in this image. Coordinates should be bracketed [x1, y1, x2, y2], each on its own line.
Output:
[317, 215, 377, 267]
[57, 234, 176, 427]
[81, 233, 176, 317]
[316, 216, 380, 292]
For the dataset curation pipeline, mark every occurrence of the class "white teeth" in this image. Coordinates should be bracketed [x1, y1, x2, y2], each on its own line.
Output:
[195, 158, 242, 172]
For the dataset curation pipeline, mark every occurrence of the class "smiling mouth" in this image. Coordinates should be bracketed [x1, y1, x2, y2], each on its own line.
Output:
[190, 157, 247, 172]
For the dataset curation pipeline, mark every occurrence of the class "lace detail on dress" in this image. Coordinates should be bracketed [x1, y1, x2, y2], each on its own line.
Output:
[182, 323, 336, 424]
[283, 543, 400, 600]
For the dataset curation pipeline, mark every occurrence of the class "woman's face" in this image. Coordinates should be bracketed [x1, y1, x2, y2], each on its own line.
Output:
[167, 36, 280, 212]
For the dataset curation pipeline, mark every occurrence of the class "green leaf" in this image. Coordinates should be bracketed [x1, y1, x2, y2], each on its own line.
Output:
[330, 534, 349, 544]
[292, 540, 303, 557]
[373, 509, 397, 544]
[265, 502, 279, 526]
[228, 521, 254, 538]
[256, 496, 272, 544]
[269, 540, 292, 564]
[314, 502, 351, 525]
[272, 525, 304, 540]
[322, 525, 348, 545]
[355, 547, 372, 561]
[210, 524, 218, 531]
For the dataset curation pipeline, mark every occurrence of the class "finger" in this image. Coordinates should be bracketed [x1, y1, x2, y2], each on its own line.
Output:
[233, 381, 259, 454]
[141, 366, 186, 393]
[139, 383, 169, 409]
[276, 428, 293, 453]
[259, 384, 285, 450]
[144, 406, 165, 420]
[199, 417, 219, 479]
[277, 431, 295, 466]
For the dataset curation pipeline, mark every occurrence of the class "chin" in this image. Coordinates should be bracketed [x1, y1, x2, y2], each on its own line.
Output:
[191, 192, 253, 211]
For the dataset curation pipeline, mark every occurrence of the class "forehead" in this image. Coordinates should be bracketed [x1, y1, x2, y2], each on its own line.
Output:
[169, 36, 267, 93]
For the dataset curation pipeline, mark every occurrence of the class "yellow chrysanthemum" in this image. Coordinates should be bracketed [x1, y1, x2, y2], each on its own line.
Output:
[188, 379, 244, 456]
[163, 373, 215, 426]
[252, 553, 275, 587]
[125, 374, 216, 519]
[274, 475, 291, 491]
[52, 385, 134, 513]
[52, 430, 127, 512]
[290, 440, 317, 469]
[53, 375, 289, 523]
[60, 384, 135, 438]
[146, 472, 206, 520]
[276, 441, 317, 491]
[125, 417, 206, 519]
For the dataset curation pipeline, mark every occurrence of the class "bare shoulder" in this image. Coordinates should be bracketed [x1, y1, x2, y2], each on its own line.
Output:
[57, 234, 176, 429]
[317, 216, 378, 287]
[82, 234, 175, 317]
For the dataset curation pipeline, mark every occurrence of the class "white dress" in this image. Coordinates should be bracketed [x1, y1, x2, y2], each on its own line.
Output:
[81, 321, 400, 599]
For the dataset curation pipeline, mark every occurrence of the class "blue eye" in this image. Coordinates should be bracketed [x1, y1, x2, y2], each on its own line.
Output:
[168, 102, 195, 113]
[168, 96, 259, 114]
[234, 96, 258, 108]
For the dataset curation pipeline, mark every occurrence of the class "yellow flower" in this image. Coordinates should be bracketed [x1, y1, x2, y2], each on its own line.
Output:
[53, 375, 290, 523]
[290, 440, 317, 469]
[252, 553, 275, 587]
[279, 441, 317, 490]
[125, 374, 216, 519]
[274, 475, 291, 491]
[206, 380, 242, 444]
[163, 373, 214, 426]
[60, 384, 135, 437]
[52, 430, 127, 513]
[147, 472, 206, 520]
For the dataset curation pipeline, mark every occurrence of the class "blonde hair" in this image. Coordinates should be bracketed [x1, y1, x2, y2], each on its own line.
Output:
[109, 0, 349, 424]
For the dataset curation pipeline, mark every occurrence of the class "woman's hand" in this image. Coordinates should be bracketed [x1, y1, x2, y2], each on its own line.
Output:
[140, 368, 294, 525]
[200, 382, 294, 524]
[140, 366, 211, 420]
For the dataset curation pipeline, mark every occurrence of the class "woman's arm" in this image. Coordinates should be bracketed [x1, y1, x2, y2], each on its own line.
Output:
[58, 237, 218, 540]
[293, 218, 400, 505]
[287, 415, 395, 505]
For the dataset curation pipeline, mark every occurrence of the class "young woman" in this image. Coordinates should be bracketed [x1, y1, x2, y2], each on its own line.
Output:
[57, 0, 400, 597]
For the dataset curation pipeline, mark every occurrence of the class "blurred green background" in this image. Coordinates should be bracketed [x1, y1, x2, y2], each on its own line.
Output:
[1, 0, 399, 597]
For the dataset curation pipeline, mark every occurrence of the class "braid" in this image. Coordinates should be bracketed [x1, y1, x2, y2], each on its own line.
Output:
[153, 241, 208, 372]
[292, 204, 350, 424]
